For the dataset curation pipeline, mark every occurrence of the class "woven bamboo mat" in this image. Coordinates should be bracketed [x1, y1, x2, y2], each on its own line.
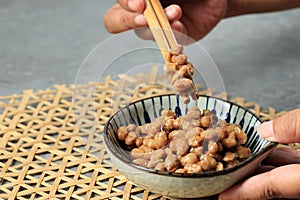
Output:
[0, 67, 299, 200]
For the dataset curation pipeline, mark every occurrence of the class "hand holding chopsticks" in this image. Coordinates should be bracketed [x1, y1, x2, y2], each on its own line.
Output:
[143, 0, 199, 103]
[143, 0, 178, 62]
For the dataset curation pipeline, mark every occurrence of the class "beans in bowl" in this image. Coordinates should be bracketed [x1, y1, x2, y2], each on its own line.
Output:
[116, 107, 251, 173]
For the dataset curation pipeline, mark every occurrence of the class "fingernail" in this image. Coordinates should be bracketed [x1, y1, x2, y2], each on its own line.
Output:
[166, 7, 176, 19]
[258, 120, 275, 139]
[134, 14, 147, 26]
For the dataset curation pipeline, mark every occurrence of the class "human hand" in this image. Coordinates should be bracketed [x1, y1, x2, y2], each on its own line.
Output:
[219, 108, 300, 200]
[104, 0, 228, 41]
[104, 0, 300, 42]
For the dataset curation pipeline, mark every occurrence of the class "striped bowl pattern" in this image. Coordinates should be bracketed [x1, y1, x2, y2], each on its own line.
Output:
[104, 94, 277, 198]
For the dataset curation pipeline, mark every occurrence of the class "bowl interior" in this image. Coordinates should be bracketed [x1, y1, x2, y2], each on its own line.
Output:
[104, 94, 277, 176]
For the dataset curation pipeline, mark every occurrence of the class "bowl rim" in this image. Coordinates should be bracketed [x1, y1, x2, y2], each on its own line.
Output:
[104, 94, 278, 177]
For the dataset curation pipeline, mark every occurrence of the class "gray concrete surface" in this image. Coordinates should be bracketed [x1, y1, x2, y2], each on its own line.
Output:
[0, 0, 299, 111]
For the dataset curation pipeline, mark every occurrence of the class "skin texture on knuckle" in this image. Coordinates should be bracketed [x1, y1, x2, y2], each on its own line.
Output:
[264, 170, 284, 199]
[265, 164, 300, 199]
[121, 15, 138, 33]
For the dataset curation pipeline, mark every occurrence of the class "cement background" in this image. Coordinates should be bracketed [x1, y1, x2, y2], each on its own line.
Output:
[1, 0, 299, 111]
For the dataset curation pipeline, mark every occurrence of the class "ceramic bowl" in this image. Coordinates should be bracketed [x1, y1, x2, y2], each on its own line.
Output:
[104, 94, 277, 199]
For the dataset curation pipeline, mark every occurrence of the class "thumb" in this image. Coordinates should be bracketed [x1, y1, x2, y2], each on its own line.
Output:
[258, 108, 300, 144]
[219, 164, 300, 199]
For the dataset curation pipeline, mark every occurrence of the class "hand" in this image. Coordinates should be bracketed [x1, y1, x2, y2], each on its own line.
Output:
[104, 0, 228, 41]
[219, 108, 300, 200]
[104, 0, 300, 42]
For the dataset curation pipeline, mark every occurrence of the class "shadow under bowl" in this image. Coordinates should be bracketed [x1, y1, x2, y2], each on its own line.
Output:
[104, 94, 277, 199]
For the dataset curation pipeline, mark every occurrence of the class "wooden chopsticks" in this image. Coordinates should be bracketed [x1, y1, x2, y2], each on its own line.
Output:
[143, 0, 178, 62]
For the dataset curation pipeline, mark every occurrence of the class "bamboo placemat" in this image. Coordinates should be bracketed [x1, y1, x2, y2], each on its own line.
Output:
[0, 67, 299, 200]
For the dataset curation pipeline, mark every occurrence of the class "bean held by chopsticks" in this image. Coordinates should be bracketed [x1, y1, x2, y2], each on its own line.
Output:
[165, 45, 199, 104]
[143, 0, 199, 103]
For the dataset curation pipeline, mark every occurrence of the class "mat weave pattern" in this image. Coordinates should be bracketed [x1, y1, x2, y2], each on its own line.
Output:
[0, 69, 298, 200]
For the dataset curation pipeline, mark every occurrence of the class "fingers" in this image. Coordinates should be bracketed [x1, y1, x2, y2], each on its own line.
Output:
[104, 3, 183, 34]
[117, 0, 145, 13]
[170, 20, 185, 33]
[258, 108, 300, 144]
[104, 4, 147, 33]
[255, 146, 300, 174]
[219, 164, 300, 199]
[262, 146, 300, 166]
[104, 0, 145, 33]
[165, 4, 182, 22]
